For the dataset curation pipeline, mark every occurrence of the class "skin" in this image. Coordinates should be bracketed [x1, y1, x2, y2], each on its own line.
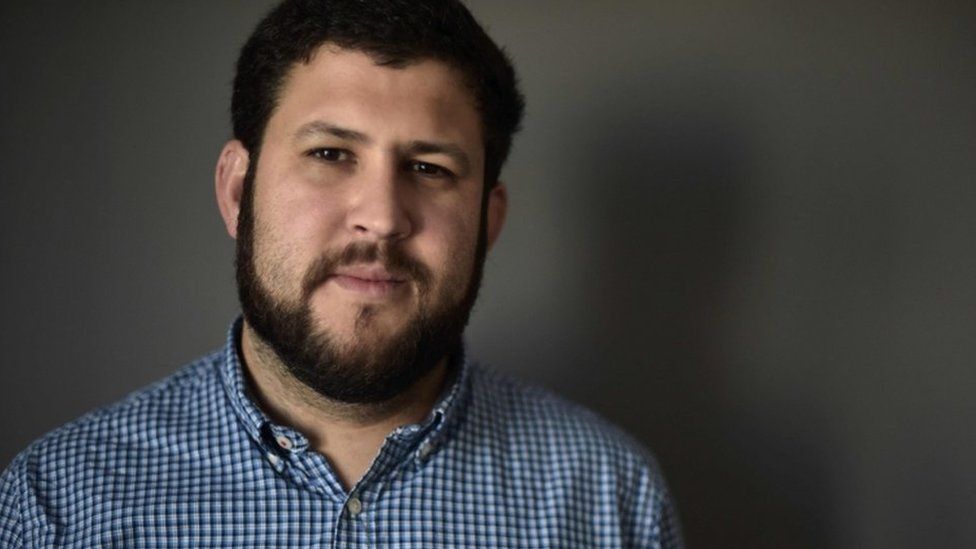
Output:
[214, 44, 507, 490]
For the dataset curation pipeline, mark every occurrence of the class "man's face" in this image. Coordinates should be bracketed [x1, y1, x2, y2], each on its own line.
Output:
[226, 45, 504, 403]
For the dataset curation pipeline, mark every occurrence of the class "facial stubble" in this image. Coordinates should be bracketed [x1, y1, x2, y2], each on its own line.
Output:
[235, 162, 488, 404]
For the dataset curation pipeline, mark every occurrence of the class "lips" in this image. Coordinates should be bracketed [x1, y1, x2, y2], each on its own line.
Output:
[329, 264, 407, 298]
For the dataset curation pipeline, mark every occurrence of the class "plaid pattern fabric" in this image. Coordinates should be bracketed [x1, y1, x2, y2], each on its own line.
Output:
[1, 319, 683, 548]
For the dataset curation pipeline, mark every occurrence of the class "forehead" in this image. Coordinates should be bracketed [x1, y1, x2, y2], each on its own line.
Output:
[265, 44, 484, 150]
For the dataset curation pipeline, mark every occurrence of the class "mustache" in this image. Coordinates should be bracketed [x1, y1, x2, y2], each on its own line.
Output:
[301, 242, 433, 298]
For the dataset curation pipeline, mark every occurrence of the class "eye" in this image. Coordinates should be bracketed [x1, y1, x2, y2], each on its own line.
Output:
[410, 161, 455, 180]
[307, 148, 352, 162]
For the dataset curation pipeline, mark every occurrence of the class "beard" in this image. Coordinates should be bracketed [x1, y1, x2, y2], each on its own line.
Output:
[235, 163, 487, 404]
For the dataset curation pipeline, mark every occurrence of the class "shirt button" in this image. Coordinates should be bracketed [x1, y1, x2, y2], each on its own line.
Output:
[346, 496, 363, 516]
[266, 452, 280, 466]
[275, 435, 293, 450]
[418, 441, 435, 459]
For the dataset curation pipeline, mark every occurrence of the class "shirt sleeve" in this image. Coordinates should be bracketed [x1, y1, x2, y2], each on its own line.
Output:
[626, 453, 685, 549]
[655, 481, 684, 549]
[0, 452, 28, 548]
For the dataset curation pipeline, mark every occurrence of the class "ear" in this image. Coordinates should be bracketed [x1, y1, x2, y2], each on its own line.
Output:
[215, 140, 250, 239]
[485, 182, 508, 250]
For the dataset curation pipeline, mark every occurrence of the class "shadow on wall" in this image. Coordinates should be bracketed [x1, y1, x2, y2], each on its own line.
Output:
[551, 86, 832, 548]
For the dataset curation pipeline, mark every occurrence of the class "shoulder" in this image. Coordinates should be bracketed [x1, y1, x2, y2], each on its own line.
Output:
[460, 363, 683, 546]
[465, 362, 663, 479]
[26, 352, 221, 453]
[1, 351, 224, 492]
[469, 364, 646, 447]
[0, 351, 226, 544]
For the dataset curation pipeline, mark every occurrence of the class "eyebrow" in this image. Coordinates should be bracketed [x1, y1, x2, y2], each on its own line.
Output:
[293, 121, 371, 144]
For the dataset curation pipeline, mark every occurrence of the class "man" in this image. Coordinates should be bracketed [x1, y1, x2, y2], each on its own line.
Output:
[0, 0, 682, 546]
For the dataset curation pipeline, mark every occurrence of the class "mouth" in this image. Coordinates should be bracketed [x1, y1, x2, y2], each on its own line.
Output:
[328, 264, 408, 299]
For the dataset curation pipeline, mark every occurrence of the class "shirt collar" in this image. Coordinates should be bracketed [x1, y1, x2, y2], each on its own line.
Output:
[394, 344, 470, 465]
[218, 317, 269, 448]
[218, 317, 471, 465]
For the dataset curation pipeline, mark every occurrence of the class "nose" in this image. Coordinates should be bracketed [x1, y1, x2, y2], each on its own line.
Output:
[344, 162, 412, 241]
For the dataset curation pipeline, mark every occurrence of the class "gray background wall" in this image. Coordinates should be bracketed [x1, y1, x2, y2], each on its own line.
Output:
[2, 1, 974, 547]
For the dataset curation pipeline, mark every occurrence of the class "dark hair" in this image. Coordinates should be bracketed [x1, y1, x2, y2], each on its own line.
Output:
[232, 0, 525, 187]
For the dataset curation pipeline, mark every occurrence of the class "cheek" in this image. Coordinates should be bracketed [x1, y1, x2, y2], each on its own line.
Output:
[251, 190, 345, 295]
[419, 205, 481, 284]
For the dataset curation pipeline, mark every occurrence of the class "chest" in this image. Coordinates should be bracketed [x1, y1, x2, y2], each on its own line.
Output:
[40, 447, 628, 548]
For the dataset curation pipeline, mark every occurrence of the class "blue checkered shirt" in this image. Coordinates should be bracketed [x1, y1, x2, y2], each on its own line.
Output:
[0, 319, 682, 547]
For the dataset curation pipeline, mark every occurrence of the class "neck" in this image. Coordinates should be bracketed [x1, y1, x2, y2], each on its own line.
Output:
[239, 321, 449, 490]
